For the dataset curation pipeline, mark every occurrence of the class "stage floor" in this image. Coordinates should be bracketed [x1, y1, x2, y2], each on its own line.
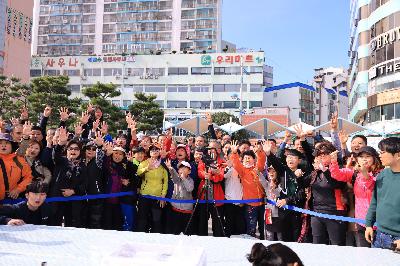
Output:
[1, 225, 399, 265]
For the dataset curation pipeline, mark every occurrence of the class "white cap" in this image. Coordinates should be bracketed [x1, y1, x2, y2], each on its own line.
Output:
[136, 132, 145, 141]
[178, 161, 191, 169]
[113, 146, 126, 154]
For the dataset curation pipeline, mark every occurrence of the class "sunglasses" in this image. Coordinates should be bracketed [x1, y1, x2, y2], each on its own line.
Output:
[67, 147, 80, 151]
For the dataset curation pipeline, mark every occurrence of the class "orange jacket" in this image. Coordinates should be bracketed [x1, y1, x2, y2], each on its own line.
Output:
[231, 150, 266, 206]
[0, 154, 33, 200]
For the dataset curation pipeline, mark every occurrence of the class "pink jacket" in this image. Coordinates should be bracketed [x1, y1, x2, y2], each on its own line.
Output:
[329, 161, 376, 224]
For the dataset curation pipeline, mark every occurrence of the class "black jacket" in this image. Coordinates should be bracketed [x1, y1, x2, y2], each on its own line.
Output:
[0, 201, 53, 225]
[49, 145, 87, 197]
[83, 148, 106, 196]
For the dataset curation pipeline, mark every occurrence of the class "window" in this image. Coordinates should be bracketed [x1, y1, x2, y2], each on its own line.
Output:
[273, 92, 278, 98]
[145, 85, 165, 92]
[190, 101, 211, 109]
[167, 101, 187, 108]
[168, 67, 188, 75]
[213, 84, 242, 92]
[30, 69, 42, 77]
[213, 101, 240, 109]
[104, 68, 122, 76]
[214, 67, 241, 75]
[382, 104, 394, 120]
[273, 104, 277, 107]
[155, 100, 164, 107]
[249, 66, 263, 74]
[126, 68, 144, 76]
[67, 85, 80, 93]
[249, 101, 262, 108]
[43, 69, 60, 76]
[191, 67, 211, 75]
[112, 100, 121, 107]
[396, 103, 400, 119]
[250, 84, 263, 92]
[190, 85, 210, 92]
[83, 68, 101, 76]
[123, 100, 132, 108]
[369, 106, 381, 122]
[146, 68, 165, 76]
[168, 85, 188, 92]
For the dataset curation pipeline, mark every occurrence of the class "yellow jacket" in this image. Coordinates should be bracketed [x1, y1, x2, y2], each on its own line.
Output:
[137, 159, 168, 197]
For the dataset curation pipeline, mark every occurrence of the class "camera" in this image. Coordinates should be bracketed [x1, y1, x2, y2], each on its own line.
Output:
[202, 148, 218, 170]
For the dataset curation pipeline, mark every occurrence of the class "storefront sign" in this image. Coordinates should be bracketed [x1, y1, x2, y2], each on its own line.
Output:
[369, 60, 400, 80]
[370, 26, 400, 52]
[200, 54, 264, 65]
[376, 88, 400, 106]
[88, 56, 136, 63]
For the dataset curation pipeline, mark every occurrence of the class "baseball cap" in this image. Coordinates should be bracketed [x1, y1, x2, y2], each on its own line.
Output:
[178, 161, 192, 169]
[113, 146, 126, 153]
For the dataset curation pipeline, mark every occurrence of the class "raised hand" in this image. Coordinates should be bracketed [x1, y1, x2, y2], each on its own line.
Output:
[93, 131, 104, 147]
[58, 127, 68, 145]
[262, 140, 272, 156]
[294, 169, 304, 178]
[59, 107, 69, 122]
[80, 111, 90, 125]
[230, 140, 239, 153]
[100, 121, 108, 135]
[338, 130, 348, 145]
[165, 159, 172, 169]
[104, 141, 114, 156]
[74, 122, 83, 136]
[43, 106, 52, 118]
[129, 120, 137, 132]
[284, 130, 292, 143]
[10, 117, 19, 126]
[330, 111, 338, 131]
[205, 113, 212, 125]
[0, 117, 5, 131]
[20, 107, 29, 121]
[330, 150, 339, 162]
[22, 121, 32, 139]
[126, 151, 134, 162]
[293, 124, 306, 141]
[125, 112, 134, 125]
[92, 119, 100, 130]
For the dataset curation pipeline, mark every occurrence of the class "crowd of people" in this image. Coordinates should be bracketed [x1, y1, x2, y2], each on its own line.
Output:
[0, 105, 399, 252]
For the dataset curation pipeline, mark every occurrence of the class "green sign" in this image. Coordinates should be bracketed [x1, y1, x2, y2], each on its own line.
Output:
[201, 55, 212, 66]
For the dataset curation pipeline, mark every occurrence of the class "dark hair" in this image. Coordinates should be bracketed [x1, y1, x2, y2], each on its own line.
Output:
[195, 147, 205, 153]
[351, 135, 367, 145]
[223, 141, 231, 147]
[133, 147, 145, 154]
[247, 243, 303, 266]
[267, 139, 277, 145]
[239, 140, 251, 147]
[378, 137, 400, 155]
[313, 142, 336, 157]
[31, 126, 42, 132]
[117, 134, 128, 140]
[28, 139, 43, 150]
[286, 149, 303, 158]
[66, 140, 82, 159]
[242, 150, 256, 160]
[26, 181, 49, 194]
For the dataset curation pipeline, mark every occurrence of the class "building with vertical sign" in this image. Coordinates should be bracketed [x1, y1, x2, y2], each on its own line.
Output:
[30, 52, 273, 114]
[0, 0, 33, 82]
[32, 0, 222, 56]
[348, 0, 400, 132]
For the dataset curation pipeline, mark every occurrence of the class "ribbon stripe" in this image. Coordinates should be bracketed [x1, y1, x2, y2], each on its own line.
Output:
[0, 192, 366, 225]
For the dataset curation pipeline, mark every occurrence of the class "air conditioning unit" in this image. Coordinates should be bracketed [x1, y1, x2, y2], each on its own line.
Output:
[126, 27, 131, 32]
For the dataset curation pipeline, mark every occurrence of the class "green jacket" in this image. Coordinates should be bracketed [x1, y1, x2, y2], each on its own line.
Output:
[137, 159, 168, 197]
[365, 168, 400, 236]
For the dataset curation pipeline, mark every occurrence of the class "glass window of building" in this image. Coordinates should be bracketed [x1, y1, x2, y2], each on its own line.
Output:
[191, 67, 211, 75]
[167, 101, 187, 108]
[112, 100, 121, 107]
[146, 68, 165, 76]
[249, 66, 263, 74]
[64, 70, 80, 76]
[395, 103, 400, 119]
[67, 85, 81, 93]
[104, 68, 122, 76]
[191, 85, 210, 92]
[214, 67, 241, 75]
[84, 68, 101, 76]
[249, 101, 262, 108]
[132, 85, 143, 92]
[123, 100, 132, 108]
[225, 84, 241, 92]
[126, 68, 144, 77]
[168, 67, 188, 75]
[250, 84, 263, 92]
[369, 106, 381, 122]
[145, 85, 165, 92]
[155, 100, 164, 107]
[190, 101, 211, 109]
[30, 69, 42, 77]
[44, 69, 60, 76]
[382, 104, 395, 120]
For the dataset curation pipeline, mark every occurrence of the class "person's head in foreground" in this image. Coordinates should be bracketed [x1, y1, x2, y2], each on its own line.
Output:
[26, 181, 48, 211]
[247, 243, 304, 266]
[378, 137, 400, 168]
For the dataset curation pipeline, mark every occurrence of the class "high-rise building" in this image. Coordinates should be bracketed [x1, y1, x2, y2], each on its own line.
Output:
[0, 0, 34, 82]
[32, 0, 222, 56]
[348, 0, 400, 130]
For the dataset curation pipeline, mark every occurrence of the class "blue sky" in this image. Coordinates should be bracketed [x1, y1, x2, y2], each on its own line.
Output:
[222, 0, 350, 85]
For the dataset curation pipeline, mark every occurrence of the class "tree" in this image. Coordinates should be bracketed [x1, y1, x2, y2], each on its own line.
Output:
[81, 82, 125, 135]
[0, 75, 30, 120]
[129, 92, 164, 133]
[28, 76, 82, 126]
[211, 112, 249, 140]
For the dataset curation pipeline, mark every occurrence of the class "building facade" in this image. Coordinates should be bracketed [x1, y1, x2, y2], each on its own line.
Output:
[30, 51, 273, 114]
[32, 0, 222, 56]
[262, 82, 316, 126]
[313, 67, 349, 126]
[349, 0, 400, 131]
[0, 0, 34, 82]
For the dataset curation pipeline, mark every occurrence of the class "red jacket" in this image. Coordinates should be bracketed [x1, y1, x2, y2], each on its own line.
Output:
[197, 157, 225, 206]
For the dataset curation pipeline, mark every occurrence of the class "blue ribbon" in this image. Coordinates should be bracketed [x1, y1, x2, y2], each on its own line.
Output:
[0, 192, 366, 225]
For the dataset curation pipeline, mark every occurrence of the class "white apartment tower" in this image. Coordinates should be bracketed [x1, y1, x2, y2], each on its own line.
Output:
[32, 0, 222, 56]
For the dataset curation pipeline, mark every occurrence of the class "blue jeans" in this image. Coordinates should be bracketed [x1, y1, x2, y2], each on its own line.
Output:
[372, 230, 400, 249]
[244, 205, 265, 239]
[120, 204, 136, 231]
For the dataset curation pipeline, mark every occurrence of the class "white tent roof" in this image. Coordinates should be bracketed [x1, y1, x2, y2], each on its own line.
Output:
[288, 121, 316, 133]
[173, 116, 217, 136]
[243, 118, 288, 137]
[219, 122, 244, 135]
[315, 117, 373, 135]
[366, 122, 400, 136]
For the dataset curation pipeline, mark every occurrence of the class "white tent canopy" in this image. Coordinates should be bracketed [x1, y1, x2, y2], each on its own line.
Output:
[219, 121, 244, 135]
[288, 121, 316, 133]
[173, 116, 218, 136]
[315, 117, 375, 135]
[365, 122, 400, 136]
[243, 118, 288, 137]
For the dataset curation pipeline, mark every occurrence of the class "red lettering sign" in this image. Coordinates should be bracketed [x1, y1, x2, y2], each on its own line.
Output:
[69, 58, 79, 67]
[46, 58, 55, 67]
